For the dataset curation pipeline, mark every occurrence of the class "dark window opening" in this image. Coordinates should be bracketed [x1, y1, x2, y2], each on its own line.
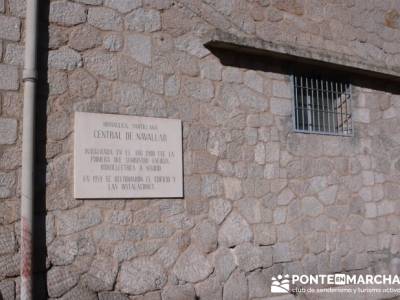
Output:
[292, 75, 352, 136]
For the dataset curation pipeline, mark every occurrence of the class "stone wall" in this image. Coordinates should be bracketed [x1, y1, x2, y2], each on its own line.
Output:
[0, 0, 400, 299]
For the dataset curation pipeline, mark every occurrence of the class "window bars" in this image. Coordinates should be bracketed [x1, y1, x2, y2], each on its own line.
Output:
[292, 75, 353, 136]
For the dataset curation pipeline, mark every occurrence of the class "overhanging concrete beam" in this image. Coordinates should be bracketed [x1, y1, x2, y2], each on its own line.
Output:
[203, 29, 400, 83]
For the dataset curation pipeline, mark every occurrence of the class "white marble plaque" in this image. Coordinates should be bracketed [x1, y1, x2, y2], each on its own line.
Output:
[74, 112, 183, 198]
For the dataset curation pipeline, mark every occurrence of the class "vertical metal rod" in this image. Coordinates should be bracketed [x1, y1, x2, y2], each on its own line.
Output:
[316, 79, 320, 132]
[345, 83, 350, 134]
[21, 0, 38, 299]
[340, 83, 344, 135]
[293, 75, 299, 131]
[326, 79, 331, 133]
[330, 81, 334, 133]
[306, 77, 311, 131]
[349, 83, 353, 135]
[320, 79, 325, 133]
[335, 82, 339, 133]
[311, 78, 315, 132]
[300, 76, 305, 130]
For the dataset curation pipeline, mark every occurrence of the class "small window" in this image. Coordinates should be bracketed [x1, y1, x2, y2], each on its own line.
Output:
[292, 75, 353, 136]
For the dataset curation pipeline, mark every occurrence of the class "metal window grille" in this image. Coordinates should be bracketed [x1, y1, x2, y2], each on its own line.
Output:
[292, 75, 353, 136]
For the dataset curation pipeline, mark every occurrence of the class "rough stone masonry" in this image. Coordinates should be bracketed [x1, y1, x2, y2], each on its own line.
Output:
[1, 0, 400, 299]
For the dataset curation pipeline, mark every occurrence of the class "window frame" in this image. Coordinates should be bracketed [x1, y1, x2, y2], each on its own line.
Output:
[290, 74, 354, 137]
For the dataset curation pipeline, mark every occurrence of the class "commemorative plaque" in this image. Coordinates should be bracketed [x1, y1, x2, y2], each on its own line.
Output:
[74, 112, 183, 198]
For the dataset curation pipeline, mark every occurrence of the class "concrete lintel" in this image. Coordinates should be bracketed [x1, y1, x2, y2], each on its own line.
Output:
[203, 29, 400, 82]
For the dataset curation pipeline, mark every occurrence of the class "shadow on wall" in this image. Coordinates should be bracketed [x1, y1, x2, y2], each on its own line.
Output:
[31, 0, 50, 298]
[205, 44, 400, 95]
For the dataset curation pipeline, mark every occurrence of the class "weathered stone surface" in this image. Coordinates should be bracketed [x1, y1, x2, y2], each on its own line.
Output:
[223, 177, 242, 200]
[195, 275, 222, 300]
[104, 33, 124, 52]
[248, 270, 268, 299]
[117, 55, 143, 82]
[49, 1, 86, 26]
[59, 285, 97, 300]
[56, 207, 102, 235]
[209, 198, 232, 225]
[147, 223, 174, 239]
[273, 243, 291, 263]
[0, 15, 20, 41]
[49, 25, 69, 49]
[0, 226, 15, 255]
[86, 256, 118, 291]
[353, 107, 371, 123]
[98, 292, 129, 300]
[223, 269, 248, 300]
[272, 80, 291, 98]
[161, 284, 196, 300]
[124, 34, 152, 66]
[154, 230, 190, 269]
[318, 185, 338, 205]
[191, 151, 217, 174]
[88, 7, 123, 31]
[0, 253, 19, 278]
[84, 51, 117, 80]
[0, 65, 19, 90]
[233, 243, 272, 272]
[244, 70, 264, 93]
[271, 98, 292, 115]
[9, 0, 26, 17]
[183, 77, 214, 101]
[47, 266, 80, 298]
[165, 75, 180, 96]
[125, 8, 161, 32]
[191, 219, 218, 254]
[222, 67, 243, 83]
[276, 188, 295, 205]
[0, 172, 15, 199]
[219, 211, 253, 247]
[69, 25, 102, 51]
[142, 68, 164, 94]
[237, 86, 269, 111]
[255, 143, 266, 164]
[48, 237, 78, 266]
[175, 34, 210, 58]
[4, 43, 24, 66]
[200, 56, 222, 80]
[48, 70, 68, 95]
[118, 258, 167, 295]
[0, 118, 17, 144]
[209, 248, 236, 284]
[47, 111, 71, 141]
[93, 224, 125, 242]
[69, 71, 97, 100]
[105, 0, 141, 13]
[113, 82, 143, 107]
[131, 291, 161, 300]
[302, 197, 323, 217]
[273, 207, 287, 224]
[75, 0, 103, 4]
[0, 280, 14, 300]
[48, 47, 82, 70]
[254, 224, 276, 246]
[173, 246, 213, 283]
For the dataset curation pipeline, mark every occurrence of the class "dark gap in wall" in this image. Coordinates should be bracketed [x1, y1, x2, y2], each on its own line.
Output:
[205, 42, 400, 95]
[32, 1, 50, 299]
